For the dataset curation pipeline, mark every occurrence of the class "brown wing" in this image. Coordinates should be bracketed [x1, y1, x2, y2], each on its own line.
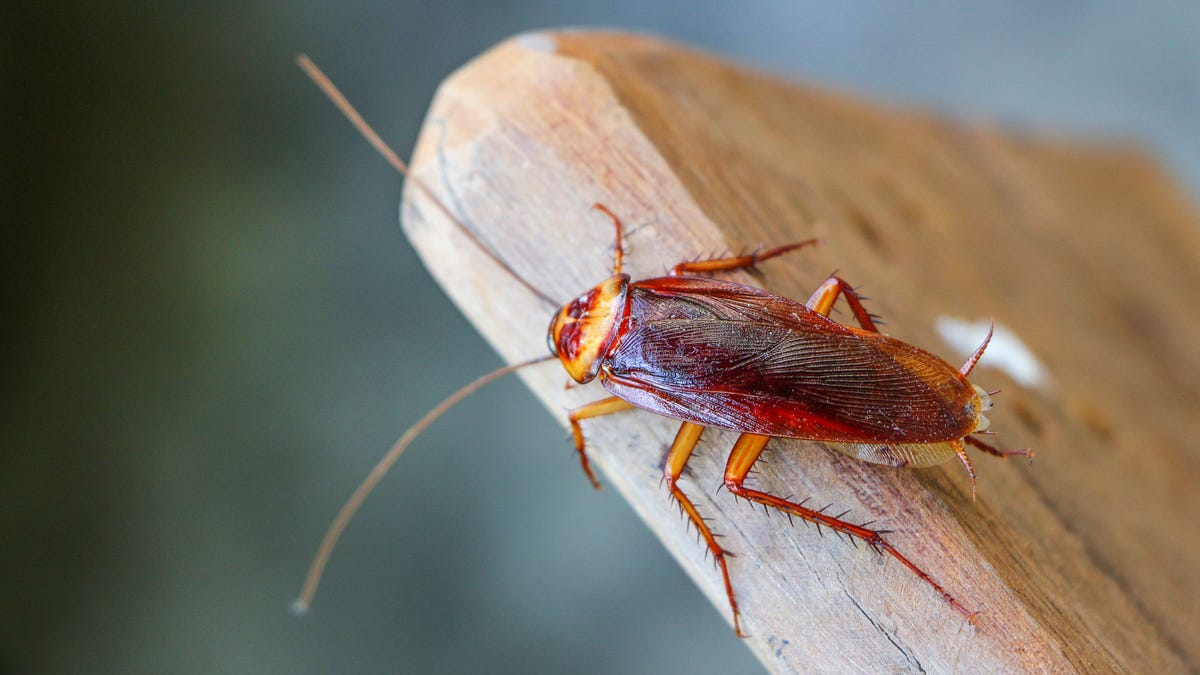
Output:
[600, 277, 975, 443]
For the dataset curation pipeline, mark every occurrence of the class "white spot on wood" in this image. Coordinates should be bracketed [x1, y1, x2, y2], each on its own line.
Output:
[516, 31, 557, 53]
[936, 317, 1050, 390]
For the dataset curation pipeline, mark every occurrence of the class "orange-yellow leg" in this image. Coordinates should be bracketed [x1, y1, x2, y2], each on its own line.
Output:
[805, 276, 880, 332]
[966, 434, 1035, 462]
[663, 422, 747, 637]
[950, 439, 979, 502]
[953, 437, 1036, 501]
[723, 432, 978, 624]
[670, 240, 818, 276]
[567, 396, 634, 490]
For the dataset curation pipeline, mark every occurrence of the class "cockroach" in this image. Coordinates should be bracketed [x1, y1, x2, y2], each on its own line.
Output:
[292, 55, 1033, 637]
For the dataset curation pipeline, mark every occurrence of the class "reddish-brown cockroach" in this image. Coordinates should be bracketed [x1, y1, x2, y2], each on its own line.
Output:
[293, 55, 1033, 636]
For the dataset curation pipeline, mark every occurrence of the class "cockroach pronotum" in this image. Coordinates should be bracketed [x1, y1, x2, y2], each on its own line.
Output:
[292, 55, 1033, 637]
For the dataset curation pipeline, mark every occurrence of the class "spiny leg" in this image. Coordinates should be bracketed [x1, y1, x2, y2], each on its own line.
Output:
[966, 435, 1035, 462]
[954, 437, 1036, 501]
[664, 422, 746, 637]
[567, 396, 634, 490]
[950, 439, 978, 502]
[670, 240, 818, 276]
[805, 276, 880, 332]
[723, 432, 978, 623]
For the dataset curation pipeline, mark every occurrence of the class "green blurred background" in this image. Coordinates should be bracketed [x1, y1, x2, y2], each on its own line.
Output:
[4, 3, 1198, 673]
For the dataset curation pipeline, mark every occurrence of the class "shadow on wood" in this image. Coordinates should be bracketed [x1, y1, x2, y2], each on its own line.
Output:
[401, 30, 1199, 673]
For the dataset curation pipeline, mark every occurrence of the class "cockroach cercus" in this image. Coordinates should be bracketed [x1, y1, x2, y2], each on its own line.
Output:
[292, 55, 1033, 637]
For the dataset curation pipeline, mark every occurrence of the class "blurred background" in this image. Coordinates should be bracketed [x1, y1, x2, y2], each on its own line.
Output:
[4, 2, 1198, 673]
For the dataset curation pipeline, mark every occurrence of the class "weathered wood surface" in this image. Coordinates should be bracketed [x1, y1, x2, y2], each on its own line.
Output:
[400, 30, 1200, 673]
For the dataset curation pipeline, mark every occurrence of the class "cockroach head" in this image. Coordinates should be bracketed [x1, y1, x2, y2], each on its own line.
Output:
[547, 274, 629, 383]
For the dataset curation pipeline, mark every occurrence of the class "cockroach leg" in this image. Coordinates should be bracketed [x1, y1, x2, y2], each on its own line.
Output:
[664, 422, 746, 637]
[805, 276, 879, 332]
[567, 396, 635, 490]
[669, 239, 818, 276]
[951, 439, 978, 501]
[723, 432, 978, 624]
[966, 435, 1035, 463]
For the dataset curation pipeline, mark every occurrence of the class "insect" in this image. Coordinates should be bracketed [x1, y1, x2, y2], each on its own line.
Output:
[292, 55, 1033, 637]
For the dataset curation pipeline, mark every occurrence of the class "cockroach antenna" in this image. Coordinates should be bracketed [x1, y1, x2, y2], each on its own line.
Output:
[292, 355, 552, 615]
[292, 54, 558, 614]
[295, 54, 559, 307]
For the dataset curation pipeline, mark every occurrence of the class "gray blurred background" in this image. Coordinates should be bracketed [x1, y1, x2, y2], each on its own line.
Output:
[4, 2, 1198, 673]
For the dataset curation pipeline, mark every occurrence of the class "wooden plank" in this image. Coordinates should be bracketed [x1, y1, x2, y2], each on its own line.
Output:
[400, 30, 1199, 672]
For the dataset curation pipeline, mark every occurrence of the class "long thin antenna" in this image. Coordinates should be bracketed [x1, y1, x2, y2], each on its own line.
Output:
[295, 53, 558, 306]
[293, 355, 554, 614]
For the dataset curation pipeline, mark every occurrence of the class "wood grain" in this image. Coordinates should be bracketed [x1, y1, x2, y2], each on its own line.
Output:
[400, 30, 1199, 672]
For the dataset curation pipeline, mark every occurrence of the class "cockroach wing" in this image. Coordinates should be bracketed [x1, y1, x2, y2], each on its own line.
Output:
[600, 277, 977, 445]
